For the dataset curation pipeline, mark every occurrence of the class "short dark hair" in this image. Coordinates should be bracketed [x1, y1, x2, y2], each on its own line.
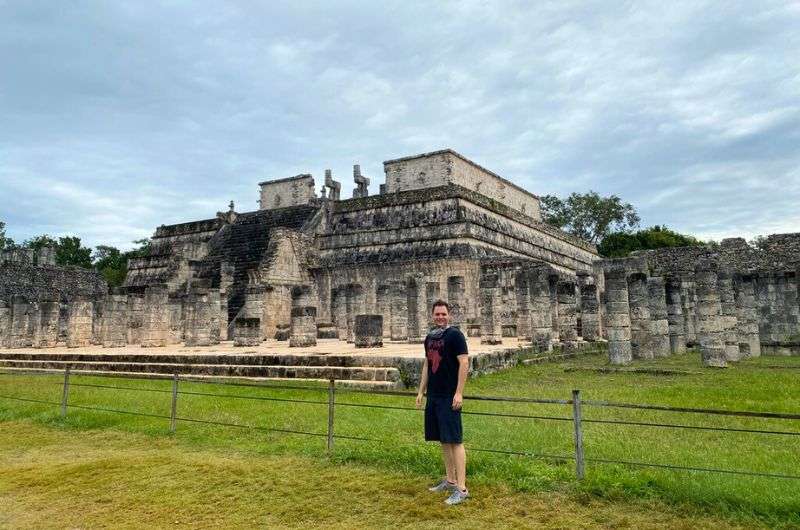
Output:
[431, 299, 450, 313]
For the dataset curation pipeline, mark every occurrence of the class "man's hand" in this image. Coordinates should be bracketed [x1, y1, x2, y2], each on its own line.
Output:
[416, 393, 424, 409]
[452, 392, 463, 410]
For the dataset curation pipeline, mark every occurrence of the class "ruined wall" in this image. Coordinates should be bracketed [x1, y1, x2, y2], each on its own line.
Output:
[258, 175, 316, 210]
[382, 149, 541, 220]
[0, 261, 107, 302]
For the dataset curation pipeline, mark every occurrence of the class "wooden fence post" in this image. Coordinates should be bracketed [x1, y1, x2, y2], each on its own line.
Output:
[572, 389, 585, 480]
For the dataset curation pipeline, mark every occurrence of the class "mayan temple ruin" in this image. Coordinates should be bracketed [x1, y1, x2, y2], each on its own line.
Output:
[1, 149, 798, 384]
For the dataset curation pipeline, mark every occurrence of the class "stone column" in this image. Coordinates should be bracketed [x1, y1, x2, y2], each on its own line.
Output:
[783, 270, 799, 338]
[557, 280, 578, 346]
[515, 272, 532, 341]
[717, 269, 741, 362]
[734, 273, 761, 357]
[90, 300, 103, 345]
[375, 285, 391, 338]
[0, 300, 10, 348]
[67, 298, 94, 348]
[480, 270, 502, 345]
[346, 284, 366, 343]
[331, 287, 347, 341]
[647, 276, 671, 358]
[354, 315, 383, 348]
[549, 275, 560, 343]
[602, 261, 632, 365]
[578, 276, 601, 342]
[141, 286, 169, 347]
[126, 295, 144, 345]
[35, 299, 60, 348]
[184, 289, 213, 347]
[694, 259, 727, 368]
[665, 276, 686, 354]
[680, 279, 698, 346]
[209, 289, 221, 344]
[389, 280, 408, 341]
[408, 274, 428, 342]
[447, 276, 466, 330]
[10, 295, 34, 348]
[628, 272, 652, 360]
[234, 318, 261, 347]
[244, 285, 266, 341]
[168, 295, 184, 344]
[290, 285, 317, 348]
[755, 273, 776, 343]
[101, 294, 128, 348]
[529, 266, 553, 353]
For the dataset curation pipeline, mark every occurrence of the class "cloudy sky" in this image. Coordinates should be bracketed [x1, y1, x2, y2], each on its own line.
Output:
[2, 1, 799, 250]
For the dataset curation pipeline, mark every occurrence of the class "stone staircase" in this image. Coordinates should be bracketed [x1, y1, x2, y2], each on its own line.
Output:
[0, 351, 403, 389]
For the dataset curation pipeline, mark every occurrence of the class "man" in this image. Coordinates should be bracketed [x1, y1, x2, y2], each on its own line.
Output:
[415, 299, 470, 505]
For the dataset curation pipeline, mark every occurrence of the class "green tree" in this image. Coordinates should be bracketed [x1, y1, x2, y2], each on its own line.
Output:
[93, 245, 127, 287]
[540, 191, 640, 245]
[598, 225, 704, 258]
[0, 221, 16, 250]
[55, 236, 93, 268]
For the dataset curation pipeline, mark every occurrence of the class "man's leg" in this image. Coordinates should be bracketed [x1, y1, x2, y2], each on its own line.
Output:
[441, 443, 456, 483]
[452, 443, 466, 491]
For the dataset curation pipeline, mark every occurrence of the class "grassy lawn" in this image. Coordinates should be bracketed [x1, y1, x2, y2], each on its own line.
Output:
[1, 351, 799, 528]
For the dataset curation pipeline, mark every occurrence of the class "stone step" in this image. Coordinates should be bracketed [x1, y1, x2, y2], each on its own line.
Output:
[0, 359, 401, 383]
[0, 366, 402, 390]
[0, 351, 401, 368]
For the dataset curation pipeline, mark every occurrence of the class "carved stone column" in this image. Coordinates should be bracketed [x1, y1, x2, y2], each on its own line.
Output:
[480, 270, 502, 345]
[647, 276, 671, 357]
[290, 285, 317, 348]
[141, 285, 169, 347]
[67, 298, 94, 348]
[602, 260, 632, 365]
[628, 272, 652, 360]
[694, 258, 727, 368]
[665, 276, 686, 354]
[100, 294, 128, 348]
[717, 269, 741, 361]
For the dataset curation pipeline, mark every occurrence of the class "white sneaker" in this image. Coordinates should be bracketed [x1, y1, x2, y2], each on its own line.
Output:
[445, 488, 469, 505]
[428, 478, 457, 493]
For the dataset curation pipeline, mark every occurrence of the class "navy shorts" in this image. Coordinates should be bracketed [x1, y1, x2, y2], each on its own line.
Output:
[424, 395, 463, 443]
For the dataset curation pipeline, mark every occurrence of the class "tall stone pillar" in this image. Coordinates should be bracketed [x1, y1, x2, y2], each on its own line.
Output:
[141, 286, 169, 347]
[480, 270, 502, 345]
[647, 276, 671, 358]
[101, 294, 128, 348]
[628, 272, 652, 360]
[35, 299, 60, 348]
[10, 295, 34, 348]
[680, 280, 698, 346]
[354, 315, 383, 348]
[515, 272, 532, 341]
[578, 275, 601, 342]
[234, 318, 261, 347]
[208, 289, 221, 344]
[184, 289, 213, 347]
[375, 285, 391, 338]
[290, 285, 317, 348]
[557, 280, 578, 345]
[244, 285, 266, 341]
[67, 298, 94, 348]
[447, 276, 466, 330]
[717, 269, 741, 362]
[602, 261, 632, 365]
[0, 300, 10, 348]
[408, 274, 428, 342]
[733, 273, 761, 357]
[783, 270, 799, 338]
[755, 273, 776, 343]
[388, 280, 408, 341]
[694, 259, 727, 368]
[331, 287, 348, 341]
[127, 295, 144, 344]
[665, 276, 686, 354]
[168, 295, 184, 344]
[346, 284, 366, 342]
[90, 300, 103, 345]
[529, 266, 553, 353]
[548, 275, 560, 343]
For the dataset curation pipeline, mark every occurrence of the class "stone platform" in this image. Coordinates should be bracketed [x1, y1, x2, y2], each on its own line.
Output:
[0, 337, 533, 389]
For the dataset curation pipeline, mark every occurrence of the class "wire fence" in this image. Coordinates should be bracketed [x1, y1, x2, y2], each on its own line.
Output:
[1, 367, 799, 482]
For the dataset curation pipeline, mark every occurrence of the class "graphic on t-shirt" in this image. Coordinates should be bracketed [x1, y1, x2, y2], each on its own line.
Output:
[427, 339, 444, 373]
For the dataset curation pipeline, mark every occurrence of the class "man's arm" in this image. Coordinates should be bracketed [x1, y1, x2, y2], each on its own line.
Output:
[452, 354, 469, 410]
[415, 358, 428, 409]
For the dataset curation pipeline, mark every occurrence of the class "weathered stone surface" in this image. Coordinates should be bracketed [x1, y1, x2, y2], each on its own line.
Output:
[141, 286, 169, 348]
[234, 317, 261, 347]
[557, 280, 578, 344]
[602, 259, 634, 365]
[67, 298, 93, 348]
[290, 285, 317, 348]
[100, 294, 128, 348]
[647, 277, 671, 358]
[354, 314, 383, 348]
[628, 273, 652, 360]
[665, 276, 686, 354]
[184, 289, 213, 347]
[694, 259, 727, 368]
[479, 269, 502, 345]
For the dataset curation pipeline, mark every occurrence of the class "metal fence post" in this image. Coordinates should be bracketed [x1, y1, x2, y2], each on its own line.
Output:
[60, 366, 71, 418]
[169, 373, 179, 433]
[327, 378, 335, 453]
[572, 389, 585, 480]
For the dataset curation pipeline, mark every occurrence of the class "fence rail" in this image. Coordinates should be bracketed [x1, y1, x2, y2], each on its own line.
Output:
[1, 368, 799, 483]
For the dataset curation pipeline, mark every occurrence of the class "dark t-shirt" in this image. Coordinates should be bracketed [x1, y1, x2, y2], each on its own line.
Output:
[424, 327, 468, 397]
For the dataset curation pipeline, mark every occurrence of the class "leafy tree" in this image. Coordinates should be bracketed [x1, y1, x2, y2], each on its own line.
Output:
[598, 225, 704, 258]
[0, 221, 16, 250]
[540, 191, 640, 245]
[92, 239, 152, 288]
[55, 236, 93, 268]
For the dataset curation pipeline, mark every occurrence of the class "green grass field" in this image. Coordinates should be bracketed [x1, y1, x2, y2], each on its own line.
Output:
[1, 351, 799, 528]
